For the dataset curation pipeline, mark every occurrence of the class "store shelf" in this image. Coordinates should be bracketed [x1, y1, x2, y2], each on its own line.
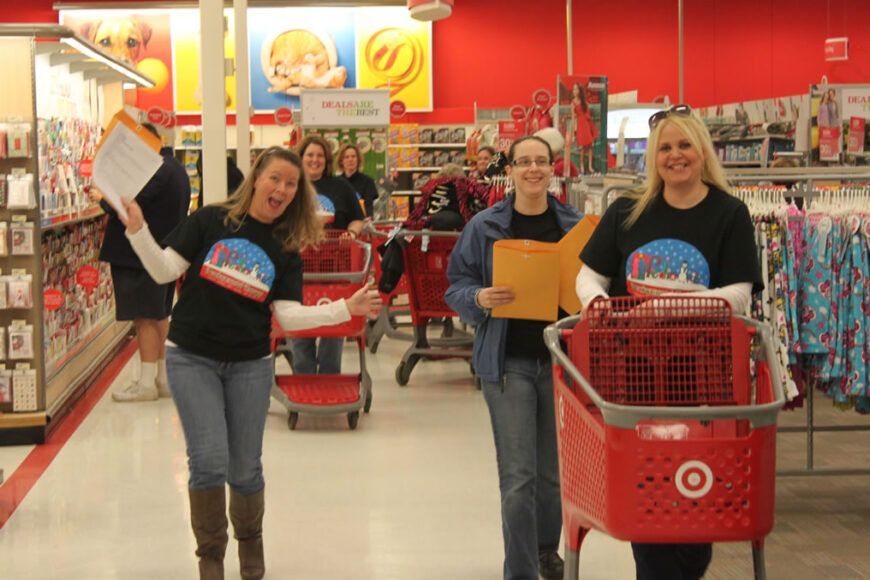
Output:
[713, 135, 791, 143]
[40, 205, 103, 229]
[388, 143, 467, 149]
[721, 160, 763, 166]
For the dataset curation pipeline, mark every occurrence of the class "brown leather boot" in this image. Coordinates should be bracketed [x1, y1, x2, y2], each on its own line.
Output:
[229, 487, 265, 580]
[189, 487, 228, 580]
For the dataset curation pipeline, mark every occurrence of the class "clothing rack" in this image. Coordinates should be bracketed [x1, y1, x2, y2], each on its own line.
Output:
[734, 176, 870, 477]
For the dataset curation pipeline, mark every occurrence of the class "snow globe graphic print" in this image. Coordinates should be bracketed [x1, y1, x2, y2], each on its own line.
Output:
[201, 238, 276, 302]
[625, 239, 710, 296]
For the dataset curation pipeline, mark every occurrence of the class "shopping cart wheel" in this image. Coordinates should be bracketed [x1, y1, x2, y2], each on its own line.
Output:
[347, 411, 360, 430]
[288, 412, 299, 430]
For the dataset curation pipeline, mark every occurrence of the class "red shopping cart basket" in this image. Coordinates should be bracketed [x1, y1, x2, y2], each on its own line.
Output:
[364, 221, 412, 354]
[394, 230, 472, 386]
[544, 297, 785, 580]
[271, 231, 373, 430]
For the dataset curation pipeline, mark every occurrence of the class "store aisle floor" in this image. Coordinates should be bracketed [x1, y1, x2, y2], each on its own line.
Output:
[0, 334, 636, 579]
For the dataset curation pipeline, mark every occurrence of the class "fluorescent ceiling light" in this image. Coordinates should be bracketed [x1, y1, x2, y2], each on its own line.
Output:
[61, 36, 155, 88]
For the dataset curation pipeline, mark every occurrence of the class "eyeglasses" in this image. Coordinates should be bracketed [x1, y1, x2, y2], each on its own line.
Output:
[648, 104, 693, 129]
[511, 157, 552, 168]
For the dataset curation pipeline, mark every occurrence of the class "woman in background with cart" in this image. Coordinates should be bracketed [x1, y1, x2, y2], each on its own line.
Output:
[337, 142, 379, 218]
[118, 147, 380, 580]
[292, 134, 367, 375]
[446, 135, 583, 580]
[575, 105, 762, 579]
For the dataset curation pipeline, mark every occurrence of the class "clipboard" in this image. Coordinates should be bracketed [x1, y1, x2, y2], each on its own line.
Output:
[92, 110, 164, 221]
[491, 215, 601, 321]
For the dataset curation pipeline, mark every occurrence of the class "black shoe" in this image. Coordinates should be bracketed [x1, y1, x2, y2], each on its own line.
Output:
[538, 551, 564, 580]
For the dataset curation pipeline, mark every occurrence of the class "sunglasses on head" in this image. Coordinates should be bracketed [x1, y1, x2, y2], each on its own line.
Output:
[648, 104, 693, 129]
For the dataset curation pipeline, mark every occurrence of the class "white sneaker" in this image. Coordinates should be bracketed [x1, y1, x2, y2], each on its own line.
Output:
[112, 381, 159, 402]
[156, 379, 171, 398]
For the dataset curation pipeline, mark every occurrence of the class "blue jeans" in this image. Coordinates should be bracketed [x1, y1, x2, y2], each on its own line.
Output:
[289, 337, 343, 374]
[166, 346, 273, 495]
[481, 357, 562, 580]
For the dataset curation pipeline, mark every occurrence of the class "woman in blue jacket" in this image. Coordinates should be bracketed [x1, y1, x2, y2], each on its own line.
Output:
[446, 135, 583, 580]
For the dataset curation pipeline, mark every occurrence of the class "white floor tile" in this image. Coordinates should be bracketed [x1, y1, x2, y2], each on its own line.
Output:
[0, 332, 635, 579]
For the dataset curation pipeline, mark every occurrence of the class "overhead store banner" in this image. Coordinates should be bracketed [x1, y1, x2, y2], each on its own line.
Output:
[59, 11, 175, 112]
[60, 7, 432, 115]
[300, 89, 389, 128]
[355, 9, 432, 111]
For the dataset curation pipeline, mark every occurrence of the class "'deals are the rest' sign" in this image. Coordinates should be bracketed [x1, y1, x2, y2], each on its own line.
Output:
[300, 89, 390, 128]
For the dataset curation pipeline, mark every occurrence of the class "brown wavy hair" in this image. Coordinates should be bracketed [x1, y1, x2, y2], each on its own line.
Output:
[296, 134, 333, 180]
[212, 147, 323, 253]
[336, 142, 364, 174]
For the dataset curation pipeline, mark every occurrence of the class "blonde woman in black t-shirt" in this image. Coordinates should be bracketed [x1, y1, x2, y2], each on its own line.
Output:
[118, 147, 380, 580]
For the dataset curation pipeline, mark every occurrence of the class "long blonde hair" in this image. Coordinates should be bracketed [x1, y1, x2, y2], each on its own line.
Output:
[623, 112, 730, 228]
[212, 147, 323, 253]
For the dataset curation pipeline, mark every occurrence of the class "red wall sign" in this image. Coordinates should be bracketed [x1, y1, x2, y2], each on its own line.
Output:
[510, 105, 526, 121]
[43, 288, 63, 311]
[390, 100, 407, 118]
[533, 89, 552, 109]
[147, 106, 166, 125]
[79, 158, 93, 178]
[274, 107, 293, 126]
[76, 265, 100, 290]
[824, 37, 849, 61]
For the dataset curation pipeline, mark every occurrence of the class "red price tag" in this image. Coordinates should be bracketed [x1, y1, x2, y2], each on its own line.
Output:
[76, 265, 100, 290]
[510, 105, 526, 121]
[79, 158, 94, 178]
[43, 288, 64, 311]
[274, 107, 293, 125]
[390, 100, 407, 118]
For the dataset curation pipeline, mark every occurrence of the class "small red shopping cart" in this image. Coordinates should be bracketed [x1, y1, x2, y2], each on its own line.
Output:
[394, 229, 473, 386]
[363, 220, 412, 354]
[544, 296, 785, 580]
[271, 231, 373, 430]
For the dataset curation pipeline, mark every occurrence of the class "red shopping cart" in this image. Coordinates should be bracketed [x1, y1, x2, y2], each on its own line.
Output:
[364, 221, 412, 354]
[394, 230, 473, 386]
[544, 296, 785, 580]
[271, 231, 373, 430]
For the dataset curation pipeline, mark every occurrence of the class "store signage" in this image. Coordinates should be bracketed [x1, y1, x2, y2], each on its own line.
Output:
[819, 126, 841, 161]
[390, 100, 407, 118]
[147, 106, 166, 125]
[825, 37, 849, 61]
[533, 89, 552, 110]
[498, 120, 526, 151]
[848, 117, 865, 154]
[79, 158, 93, 178]
[76, 265, 100, 291]
[300, 89, 390, 128]
[274, 107, 294, 126]
[164, 113, 177, 129]
[43, 288, 64, 311]
[510, 105, 526, 121]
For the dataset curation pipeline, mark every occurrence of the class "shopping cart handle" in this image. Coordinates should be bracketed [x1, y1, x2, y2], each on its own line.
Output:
[544, 315, 786, 430]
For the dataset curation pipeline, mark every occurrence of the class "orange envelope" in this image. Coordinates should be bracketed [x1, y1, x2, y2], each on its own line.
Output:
[557, 214, 601, 314]
[492, 239, 560, 321]
[491, 215, 601, 321]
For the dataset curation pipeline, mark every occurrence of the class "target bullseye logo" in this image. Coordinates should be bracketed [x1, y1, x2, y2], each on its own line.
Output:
[675, 460, 714, 498]
[317, 297, 333, 306]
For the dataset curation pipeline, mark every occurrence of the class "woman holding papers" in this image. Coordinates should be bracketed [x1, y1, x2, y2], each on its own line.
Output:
[446, 135, 583, 580]
[117, 147, 380, 580]
[575, 105, 762, 580]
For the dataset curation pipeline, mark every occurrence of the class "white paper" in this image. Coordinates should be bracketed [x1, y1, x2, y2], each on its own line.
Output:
[92, 123, 163, 221]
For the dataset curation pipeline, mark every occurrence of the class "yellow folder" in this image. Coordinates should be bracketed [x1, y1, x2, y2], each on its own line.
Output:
[491, 215, 600, 321]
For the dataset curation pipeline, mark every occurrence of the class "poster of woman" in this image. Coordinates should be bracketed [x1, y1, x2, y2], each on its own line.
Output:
[556, 76, 607, 175]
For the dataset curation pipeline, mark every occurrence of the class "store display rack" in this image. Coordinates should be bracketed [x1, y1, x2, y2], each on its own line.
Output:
[0, 24, 152, 444]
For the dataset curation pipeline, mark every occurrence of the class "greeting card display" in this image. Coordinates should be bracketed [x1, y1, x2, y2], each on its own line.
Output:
[6, 173, 36, 209]
[8, 324, 34, 360]
[0, 369, 11, 402]
[7, 274, 33, 309]
[10, 222, 34, 255]
[0, 222, 7, 257]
